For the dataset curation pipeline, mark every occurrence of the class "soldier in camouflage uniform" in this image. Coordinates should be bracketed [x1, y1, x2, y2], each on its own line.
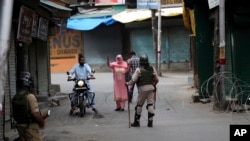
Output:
[12, 72, 48, 141]
[126, 53, 159, 127]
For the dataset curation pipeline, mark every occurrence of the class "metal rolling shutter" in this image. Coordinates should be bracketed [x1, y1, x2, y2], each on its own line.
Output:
[36, 40, 49, 95]
[6, 30, 17, 121]
[129, 25, 190, 65]
[130, 28, 155, 63]
[225, 26, 233, 98]
[29, 41, 38, 94]
[233, 26, 250, 104]
[168, 26, 190, 63]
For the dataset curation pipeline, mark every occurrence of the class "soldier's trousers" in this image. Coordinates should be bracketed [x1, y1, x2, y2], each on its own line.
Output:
[135, 90, 154, 115]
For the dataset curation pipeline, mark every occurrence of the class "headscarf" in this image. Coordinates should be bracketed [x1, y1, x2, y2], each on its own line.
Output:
[116, 54, 123, 64]
[109, 54, 127, 69]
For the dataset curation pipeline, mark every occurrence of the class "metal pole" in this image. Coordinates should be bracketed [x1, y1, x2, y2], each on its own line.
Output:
[212, 7, 220, 110]
[0, 0, 14, 140]
[219, 0, 226, 111]
[157, 2, 162, 76]
[151, 9, 157, 70]
[0, 0, 14, 112]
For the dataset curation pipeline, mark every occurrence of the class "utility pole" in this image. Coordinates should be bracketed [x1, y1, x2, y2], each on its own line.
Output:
[0, 0, 14, 140]
[213, 7, 220, 110]
[151, 9, 157, 71]
[219, 0, 226, 111]
[0, 0, 14, 112]
[157, 2, 162, 76]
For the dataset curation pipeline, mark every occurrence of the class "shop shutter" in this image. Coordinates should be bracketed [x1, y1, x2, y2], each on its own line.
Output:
[233, 26, 250, 104]
[225, 26, 234, 98]
[29, 41, 38, 94]
[129, 25, 189, 65]
[6, 30, 17, 121]
[36, 40, 49, 95]
[168, 26, 190, 63]
[195, 5, 214, 97]
[130, 28, 155, 63]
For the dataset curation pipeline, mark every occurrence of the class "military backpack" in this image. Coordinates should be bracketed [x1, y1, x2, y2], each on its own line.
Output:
[12, 91, 33, 124]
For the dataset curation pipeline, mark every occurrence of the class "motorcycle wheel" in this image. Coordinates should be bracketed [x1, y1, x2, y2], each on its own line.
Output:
[79, 95, 85, 117]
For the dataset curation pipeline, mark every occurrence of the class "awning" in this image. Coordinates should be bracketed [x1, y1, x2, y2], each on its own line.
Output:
[67, 16, 116, 31]
[67, 5, 125, 31]
[66, 6, 183, 31]
[112, 7, 183, 23]
[40, 0, 72, 11]
[70, 5, 126, 19]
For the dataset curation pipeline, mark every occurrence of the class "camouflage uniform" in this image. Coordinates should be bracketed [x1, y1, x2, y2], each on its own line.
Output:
[15, 94, 43, 141]
[127, 65, 159, 127]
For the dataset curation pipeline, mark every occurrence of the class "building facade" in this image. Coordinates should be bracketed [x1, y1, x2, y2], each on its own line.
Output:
[2, 0, 72, 140]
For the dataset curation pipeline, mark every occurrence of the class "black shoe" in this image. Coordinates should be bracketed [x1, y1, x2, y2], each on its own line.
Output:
[115, 108, 121, 111]
[131, 121, 140, 127]
[120, 109, 124, 111]
[147, 120, 153, 127]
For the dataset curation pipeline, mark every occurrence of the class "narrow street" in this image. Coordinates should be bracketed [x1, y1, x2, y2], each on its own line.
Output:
[43, 72, 249, 141]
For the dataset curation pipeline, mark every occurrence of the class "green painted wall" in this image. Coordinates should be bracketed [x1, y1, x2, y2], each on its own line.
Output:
[195, 1, 214, 97]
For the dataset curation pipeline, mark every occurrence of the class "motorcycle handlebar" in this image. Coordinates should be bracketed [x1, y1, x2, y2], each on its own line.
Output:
[67, 78, 75, 81]
[67, 76, 95, 81]
[66, 71, 95, 81]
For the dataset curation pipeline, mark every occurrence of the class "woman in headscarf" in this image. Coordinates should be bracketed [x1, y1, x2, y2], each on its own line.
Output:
[107, 54, 129, 111]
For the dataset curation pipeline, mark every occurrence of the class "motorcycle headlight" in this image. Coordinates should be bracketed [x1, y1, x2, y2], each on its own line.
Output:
[77, 80, 84, 87]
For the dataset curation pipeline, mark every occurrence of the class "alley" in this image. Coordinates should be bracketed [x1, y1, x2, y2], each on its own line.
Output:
[43, 72, 249, 141]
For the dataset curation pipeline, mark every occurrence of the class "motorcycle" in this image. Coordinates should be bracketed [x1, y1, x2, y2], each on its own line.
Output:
[67, 70, 95, 117]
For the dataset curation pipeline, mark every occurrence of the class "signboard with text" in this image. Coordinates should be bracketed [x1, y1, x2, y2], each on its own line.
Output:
[17, 6, 34, 43]
[49, 29, 82, 59]
[95, 0, 125, 6]
[37, 17, 49, 41]
[208, 0, 219, 9]
[137, 0, 160, 9]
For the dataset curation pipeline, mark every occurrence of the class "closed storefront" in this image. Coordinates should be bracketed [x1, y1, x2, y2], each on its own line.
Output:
[127, 17, 190, 71]
[83, 23, 123, 66]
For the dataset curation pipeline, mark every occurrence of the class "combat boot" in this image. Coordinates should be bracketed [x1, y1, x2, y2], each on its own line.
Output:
[147, 120, 153, 127]
[147, 113, 155, 127]
[131, 114, 140, 127]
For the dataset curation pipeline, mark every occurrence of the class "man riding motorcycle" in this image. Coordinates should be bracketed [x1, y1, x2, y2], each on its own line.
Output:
[68, 54, 103, 118]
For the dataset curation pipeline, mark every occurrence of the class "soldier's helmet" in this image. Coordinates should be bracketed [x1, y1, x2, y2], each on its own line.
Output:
[17, 72, 31, 87]
[139, 53, 149, 66]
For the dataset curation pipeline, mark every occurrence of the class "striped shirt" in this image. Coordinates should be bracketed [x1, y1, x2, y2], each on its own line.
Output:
[128, 55, 140, 75]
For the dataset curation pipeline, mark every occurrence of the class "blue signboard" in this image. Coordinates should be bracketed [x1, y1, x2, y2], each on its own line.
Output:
[137, 0, 160, 9]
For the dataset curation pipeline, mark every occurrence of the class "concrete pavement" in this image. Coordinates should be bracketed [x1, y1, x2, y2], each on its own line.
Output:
[44, 72, 250, 141]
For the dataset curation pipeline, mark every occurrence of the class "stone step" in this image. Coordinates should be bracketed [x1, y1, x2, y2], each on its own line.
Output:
[36, 95, 48, 102]
[4, 129, 19, 141]
[48, 93, 68, 106]
[49, 84, 61, 96]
